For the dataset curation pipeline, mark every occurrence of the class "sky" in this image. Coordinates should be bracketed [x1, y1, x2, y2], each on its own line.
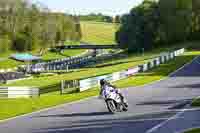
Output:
[36, 0, 143, 16]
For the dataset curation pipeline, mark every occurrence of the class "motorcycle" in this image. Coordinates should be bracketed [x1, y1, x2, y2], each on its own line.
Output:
[101, 88, 128, 113]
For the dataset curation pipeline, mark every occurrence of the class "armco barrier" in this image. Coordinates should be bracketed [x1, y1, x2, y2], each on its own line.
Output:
[139, 63, 148, 72]
[79, 68, 139, 92]
[174, 51, 178, 56]
[165, 54, 170, 61]
[79, 75, 105, 91]
[180, 48, 185, 54]
[175, 48, 185, 56]
[177, 50, 181, 56]
[126, 67, 140, 76]
[0, 87, 39, 98]
[159, 56, 165, 64]
[170, 53, 175, 59]
[78, 48, 185, 92]
[148, 60, 154, 69]
[154, 58, 160, 66]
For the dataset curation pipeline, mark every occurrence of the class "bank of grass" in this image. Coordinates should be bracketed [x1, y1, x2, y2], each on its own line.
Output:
[184, 128, 200, 133]
[81, 21, 118, 44]
[191, 97, 200, 107]
[0, 51, 199, 120]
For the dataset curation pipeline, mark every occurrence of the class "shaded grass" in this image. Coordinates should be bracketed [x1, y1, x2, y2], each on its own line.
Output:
[184, 128, 200, 133]
[0, 51, 199, 120]
[191, 97, 200, 107]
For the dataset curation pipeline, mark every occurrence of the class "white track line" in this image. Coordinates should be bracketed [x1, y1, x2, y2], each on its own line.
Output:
[146, 56, 200, 133]
[146, 109, 186, 133]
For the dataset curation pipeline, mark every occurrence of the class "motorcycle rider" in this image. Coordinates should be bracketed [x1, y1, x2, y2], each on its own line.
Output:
[99, 79, 128, 107]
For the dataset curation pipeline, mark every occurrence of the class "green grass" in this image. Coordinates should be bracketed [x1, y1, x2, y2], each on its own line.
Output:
[0, 59, 23, 69]
[81, 21, 118, 44]
[0, 49, 86, 69]
[113, 51, 200, 88]
[191, 97, 200, 107]
[0, 50, 199, 120]
[5, 47, 193, 89]
[184, 128, 200, 133]
[41, 49, 85, 61]
[0, 21, 117, 69]
[4, 50, 168, 89]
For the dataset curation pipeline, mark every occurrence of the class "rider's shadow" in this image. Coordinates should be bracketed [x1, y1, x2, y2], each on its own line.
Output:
[37, 111, 112, 118]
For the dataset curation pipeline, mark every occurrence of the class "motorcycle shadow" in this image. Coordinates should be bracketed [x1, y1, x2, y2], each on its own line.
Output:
[37, 111, 113, 118]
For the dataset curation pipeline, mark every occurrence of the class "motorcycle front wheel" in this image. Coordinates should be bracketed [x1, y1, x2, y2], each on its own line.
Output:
[106, 100, 117, 113]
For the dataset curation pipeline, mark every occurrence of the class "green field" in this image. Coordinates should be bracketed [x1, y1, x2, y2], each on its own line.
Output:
[0, 49, 85, 69]
[5, 49, 172, 89]
[0, 50, 199, 120]
[0, 21, 199, 121]
[81, 21, 118, 44]
[0, 21, 117, 69]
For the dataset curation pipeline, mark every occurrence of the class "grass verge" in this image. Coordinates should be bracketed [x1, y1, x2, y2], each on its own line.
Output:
[0, 51, 199, 120]
[184, 128, 200, 133]
[191, 97, 200, 107]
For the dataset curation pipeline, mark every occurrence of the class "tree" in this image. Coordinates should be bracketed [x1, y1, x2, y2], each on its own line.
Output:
[114, 15, 121, 23]
[116, 0, 197, 53]
[158, 0, 192, 44]
[190, 0, 200, 40]
[0, 0, 81, 52]
[116, 0, 160, 52]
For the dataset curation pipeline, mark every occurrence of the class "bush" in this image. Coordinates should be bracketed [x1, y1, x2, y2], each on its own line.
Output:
[0, 35, 11, 53]
[12, 33, 30, 52]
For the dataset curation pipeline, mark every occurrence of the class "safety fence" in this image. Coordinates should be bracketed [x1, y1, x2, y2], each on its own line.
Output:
[24, 53, 94, 73]
[0, 48, 185, 98]
[60, 80, 80, 94]
[0, 87, 39, 98]
[61, 48, 185, 93]
[23, 50, 118, 74]
[0, 72, 26, 84]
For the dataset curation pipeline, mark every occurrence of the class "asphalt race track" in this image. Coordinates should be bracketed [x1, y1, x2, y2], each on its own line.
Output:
[1, 56, 200, 133]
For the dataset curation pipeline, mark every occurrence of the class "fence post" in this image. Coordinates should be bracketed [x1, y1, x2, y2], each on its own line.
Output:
[61, 80, 65, 95]
[66, 65, 69, 72]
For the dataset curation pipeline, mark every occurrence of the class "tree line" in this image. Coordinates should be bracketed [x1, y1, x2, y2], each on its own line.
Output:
[0, 0, 82, 53]
[79, 13, 121, 23]
[116, 0, 200, 52]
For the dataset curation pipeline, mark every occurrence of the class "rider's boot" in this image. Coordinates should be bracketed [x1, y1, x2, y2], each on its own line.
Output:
[119, 93, 128, 107]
